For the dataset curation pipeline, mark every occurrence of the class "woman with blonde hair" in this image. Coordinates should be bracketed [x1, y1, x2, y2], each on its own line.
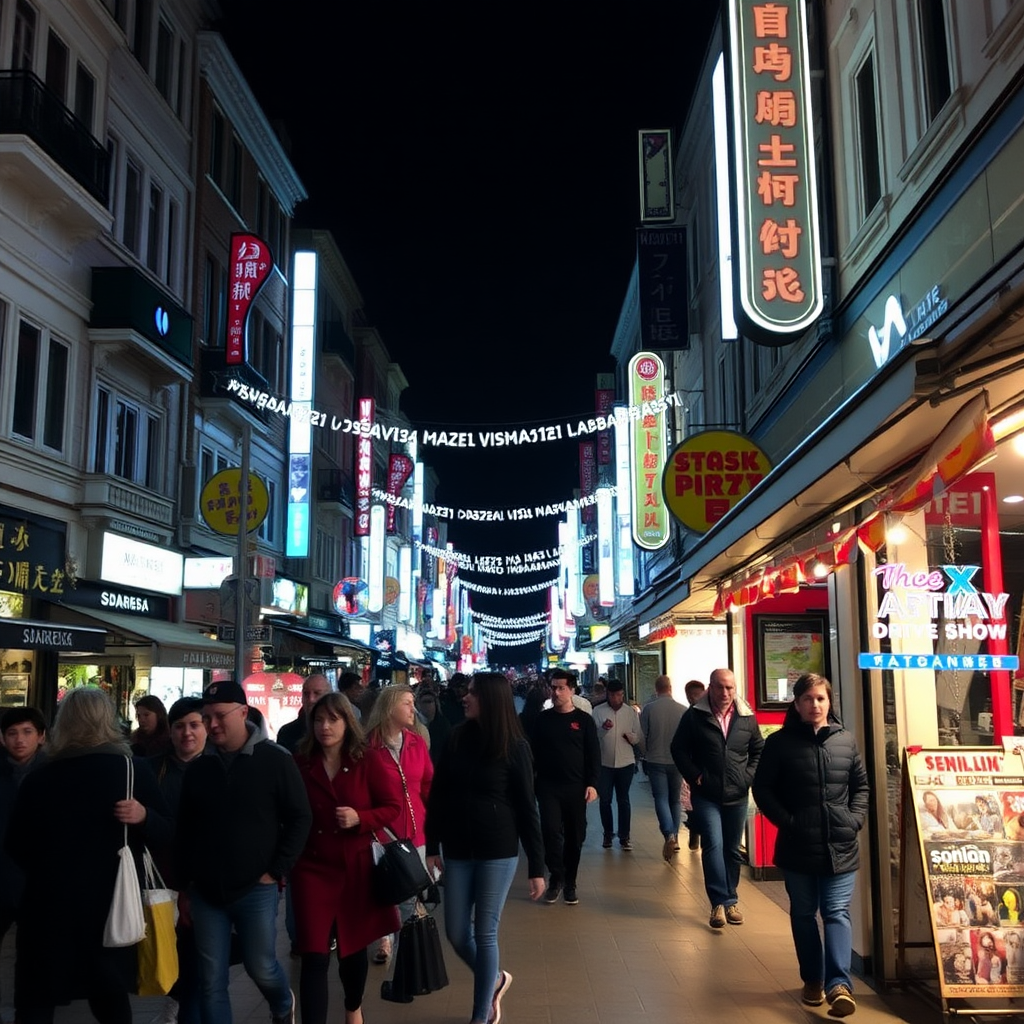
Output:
[8, 688, 171, 1023]
[291, 692, 403, 1024]
[363, 684, 433, 965]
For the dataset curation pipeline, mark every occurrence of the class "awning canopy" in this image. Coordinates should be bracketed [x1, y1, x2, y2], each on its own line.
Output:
[0, 617, 105, 654]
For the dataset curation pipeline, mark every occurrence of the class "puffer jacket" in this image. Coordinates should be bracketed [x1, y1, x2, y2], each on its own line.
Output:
[752, 705, 869, 875]
[670, 693, 764, 805]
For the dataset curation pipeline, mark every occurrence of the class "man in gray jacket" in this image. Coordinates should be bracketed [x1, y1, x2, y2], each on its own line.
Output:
[640, 675, 686, 860]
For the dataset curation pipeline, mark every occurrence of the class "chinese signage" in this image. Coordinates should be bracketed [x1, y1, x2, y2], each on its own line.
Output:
[906, 746, 1024, 996]
[637, 129, 674, 222]
[99, 532, 183, 597]
[385, 454, 414, 533]
[662, 429, 771, 533]
[199, 468, 270, 536]
[637, 227, 688, 349]
[579, 442, 596, 524]
[225, 233, 274, 365]
[596, 377, 615, 466]
[726, 0, 822, 343]
[627, 352, 670, 550]
[0, 507, 66, 597]
[859, 564, 1019, 672]
[354, 397, 374, 537]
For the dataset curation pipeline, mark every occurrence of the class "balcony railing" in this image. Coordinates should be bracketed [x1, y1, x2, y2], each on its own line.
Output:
[317, 467, 354, 508]
[0, 70, 109, 204]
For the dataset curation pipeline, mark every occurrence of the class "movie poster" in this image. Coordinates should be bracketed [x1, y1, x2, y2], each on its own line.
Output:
[907, 747, 1024, 996]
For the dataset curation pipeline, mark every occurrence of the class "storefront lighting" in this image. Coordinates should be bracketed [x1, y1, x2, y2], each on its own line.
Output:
[885, 523, 909, 545]
[1012, 433, 1024, 456]
[1003, 494, 1024, 504]
[993, 407, 1024, 442]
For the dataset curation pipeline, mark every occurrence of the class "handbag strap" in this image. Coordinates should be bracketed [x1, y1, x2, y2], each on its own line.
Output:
[395, 762, 417, 838]
[121, 754, 133, 848]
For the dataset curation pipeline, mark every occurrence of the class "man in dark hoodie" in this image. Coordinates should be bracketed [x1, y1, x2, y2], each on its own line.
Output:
[176, 680, 311, 1024]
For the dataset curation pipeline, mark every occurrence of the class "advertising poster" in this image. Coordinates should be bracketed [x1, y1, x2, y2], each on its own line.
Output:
[906, 746, 1024, 996]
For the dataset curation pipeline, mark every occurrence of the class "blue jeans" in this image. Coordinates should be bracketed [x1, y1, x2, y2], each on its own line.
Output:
[598, 765, 634, 839]
[647, 762, 682, 837]
[190, 883, 293, 1024]
[442, 857, 517, 1024]
[691, 794, 748, 908]
[783, 869, 857, 994]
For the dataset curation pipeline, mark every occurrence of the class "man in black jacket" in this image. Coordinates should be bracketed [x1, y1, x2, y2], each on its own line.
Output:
[671, 668, 763, 929]
[176, 680, 311, 1024]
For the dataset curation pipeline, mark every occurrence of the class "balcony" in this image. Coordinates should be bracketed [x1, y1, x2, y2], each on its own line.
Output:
[317, 467, 353, 511]
[0, 71, 110, 236]
[80, 475, 175, 535]
[198, 347, 275, 429]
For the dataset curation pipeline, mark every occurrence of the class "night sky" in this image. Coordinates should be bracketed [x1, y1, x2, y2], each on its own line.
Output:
[218, 2, 720, 661]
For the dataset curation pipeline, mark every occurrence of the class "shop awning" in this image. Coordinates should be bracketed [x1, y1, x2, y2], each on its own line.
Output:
[45, 605, 234, 670]
[0, 617, 106, 654]
[268, 619, 375, 655]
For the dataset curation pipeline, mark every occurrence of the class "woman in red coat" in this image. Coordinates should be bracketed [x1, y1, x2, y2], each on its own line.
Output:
[291, 692, 403, 1024]
[364, 683, 433, 964]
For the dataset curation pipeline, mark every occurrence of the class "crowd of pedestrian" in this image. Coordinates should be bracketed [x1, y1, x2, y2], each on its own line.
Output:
[0, 663, 868, 1022]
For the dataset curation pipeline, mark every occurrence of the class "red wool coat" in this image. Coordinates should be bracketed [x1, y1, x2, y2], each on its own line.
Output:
[291, 748, 403, 956]
[371, 729, 433, 846]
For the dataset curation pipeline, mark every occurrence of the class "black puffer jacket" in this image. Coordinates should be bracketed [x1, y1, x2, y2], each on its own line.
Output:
[752, 705, 869, 875]
[670, 694, 764, 805]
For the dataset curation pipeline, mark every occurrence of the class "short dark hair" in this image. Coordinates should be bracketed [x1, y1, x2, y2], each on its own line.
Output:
[550, 668, 576, 691]
[1, 706, 46, 735]
[168, 697, 204, 725]
[339, 671, 362, 693]
[605, 678, 625, 693]
[792, 672, 833, 704]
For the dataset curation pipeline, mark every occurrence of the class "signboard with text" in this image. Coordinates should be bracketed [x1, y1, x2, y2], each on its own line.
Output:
[628, 352, 670, 550]
[637, 227, 688, 349]
[225, 233, 273, 365]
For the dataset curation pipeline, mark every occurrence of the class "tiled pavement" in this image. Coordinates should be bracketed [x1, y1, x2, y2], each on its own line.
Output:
[2, 777, 939, 1024]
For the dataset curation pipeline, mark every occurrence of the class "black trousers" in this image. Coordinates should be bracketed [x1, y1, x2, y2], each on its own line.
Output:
[537, 785, 588, 887]
[300, 948, 369, 1022]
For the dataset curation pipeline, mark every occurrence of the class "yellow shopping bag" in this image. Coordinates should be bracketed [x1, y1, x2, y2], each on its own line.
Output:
[137, 851, 179, 997]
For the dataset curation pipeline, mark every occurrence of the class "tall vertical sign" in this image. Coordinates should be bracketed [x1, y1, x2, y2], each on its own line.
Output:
[385, 454, 414, 533]
[354, 398, 374, 536]
[637, 228, 688, 349]
[286, 251, 316, 557]
[638, 129, 675, 222]
[726, 0, 822, 344]
[628, 352, 670, 550]
[596, 374, 615, 465]
[367, 503, 385, 613]
[614, 405, 635, 595]
[226, 233, 273, 365]
[579, 442, 596, 524]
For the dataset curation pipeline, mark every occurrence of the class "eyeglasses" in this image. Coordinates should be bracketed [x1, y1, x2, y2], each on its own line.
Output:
[201, 705, 247, 725]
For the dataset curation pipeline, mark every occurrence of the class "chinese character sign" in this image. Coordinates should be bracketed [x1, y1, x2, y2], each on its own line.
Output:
[628, 352, 670, 550]
[354, 398, 374, 537]
[726, 0, 822, 343]
[385, 454, 414, 533]
[637, 228, 688, 350]
[226, 233, 274, 365]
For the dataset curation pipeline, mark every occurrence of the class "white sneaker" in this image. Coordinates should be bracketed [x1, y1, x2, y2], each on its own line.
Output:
[149, 998, 179, 1024]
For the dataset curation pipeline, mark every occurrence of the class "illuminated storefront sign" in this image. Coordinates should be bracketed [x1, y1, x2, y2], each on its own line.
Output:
[199, 468, 269, 536]
[596, 487, 615, 606]
[385, 454, 414, 533]
[867, 284, 948, 369]
[399, 545, 412, 622]
[726, 0, 822, 343]
[100, 532, 183, 596]
[663, 429, 771, 533]
[638, 129, 674, 222]
[225, 233, 273, 365]
[286, 250, 316, 557]
[637, 227, 688, 349]
[0, 507, 66, 598]
[367, 504, 385, 613]
[354, 398, 374, 537]
[628, 352, 670, 550]
[858, 563, 1019, 671]
[183, 556, 234, 589]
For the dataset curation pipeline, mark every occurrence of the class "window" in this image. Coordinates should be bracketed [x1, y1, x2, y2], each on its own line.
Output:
[175, 40, 186, 118]
[100, 0, 127, 31]
[258, 479, 276, 543]
[255, 178, 267, 236]
[12, 321, 68, 452]
[146, 182, 163, 273]
[123, 158, 142, 254]
[154, 19, 173, 101]
[145, 414, 159, 489]
[13, 1, 36, 71]
[919, 0, 952, 121]
[202, 254, 227, 346]
[93, 386, 161, 486]
[45, 30, 68, 101]
[114, 400, 137, 478]
[855, 51, 882, 218]
[75, 64, 95, 131]
[315, 528, 340, 583]
[209, 109, 224, 184]
[93, 387, 109, 473]
[165, 200, 178, 288]
[227, 135, 242, 209]
[132, 0, 151, 68]
[105, 136, 118, 213]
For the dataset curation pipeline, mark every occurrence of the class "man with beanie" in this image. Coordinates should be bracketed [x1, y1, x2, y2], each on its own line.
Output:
[176, 680, 311, 1024]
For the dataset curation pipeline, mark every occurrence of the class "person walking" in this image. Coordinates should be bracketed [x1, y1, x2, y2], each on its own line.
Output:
[291, 692, 403, 1024]
[276, 674, 334, 753]
[752, 673, 868, 1017]
[670, 668, 763, 929]
[426, 673, 545, 1024]
[640, 675, 687, 860]
[529, 669, 599, 906]
[592, 679, 642, 850]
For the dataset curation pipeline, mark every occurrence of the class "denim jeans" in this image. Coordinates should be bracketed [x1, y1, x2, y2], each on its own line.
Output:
[690, 793, 748, 908]
[598, 764, 634, 839]
[646, 762, 682, 837]
[190, 883, 293, 1024]
[783, 869, 857, 994]
[442, 856, 518, 1024]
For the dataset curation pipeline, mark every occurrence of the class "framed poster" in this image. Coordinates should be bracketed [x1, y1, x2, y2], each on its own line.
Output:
[754, 613, 829, 709]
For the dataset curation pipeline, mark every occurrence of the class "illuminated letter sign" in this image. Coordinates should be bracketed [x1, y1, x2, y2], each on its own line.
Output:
[225, 233, 274, 365]
[628, 352, 670, 550]
[286, 251, 316, 557]
[354, 398, 374, 537]
[726, 0, 822, 344]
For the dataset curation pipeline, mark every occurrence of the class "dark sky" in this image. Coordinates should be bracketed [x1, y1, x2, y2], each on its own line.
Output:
[218, 2, 720, 659]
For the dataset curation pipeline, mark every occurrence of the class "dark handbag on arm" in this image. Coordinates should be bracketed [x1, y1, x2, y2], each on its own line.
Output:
[381, 900, 449, 1002]
[371, 827, 431, 905]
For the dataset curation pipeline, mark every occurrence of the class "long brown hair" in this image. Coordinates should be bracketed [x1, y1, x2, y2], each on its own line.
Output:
[456, 672, 523, 761]
[298, 692, 366, 761]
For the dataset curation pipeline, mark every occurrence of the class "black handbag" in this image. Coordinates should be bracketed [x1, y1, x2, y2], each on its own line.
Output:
[381, 903, 449, 1002]
[371, 827, 432, 906]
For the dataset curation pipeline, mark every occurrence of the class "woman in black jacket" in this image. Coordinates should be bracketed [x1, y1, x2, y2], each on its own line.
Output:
[426, 673, 545, 1024]
[752, 673, 869, 1019]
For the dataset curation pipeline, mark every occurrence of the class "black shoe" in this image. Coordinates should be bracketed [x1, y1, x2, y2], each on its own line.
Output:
[563, 887, 579, 905]
[620, 837, 633, 850]
[381, 980, 413, 1003]
[602, 833, 613, 848]
[543, 882, 561, 904]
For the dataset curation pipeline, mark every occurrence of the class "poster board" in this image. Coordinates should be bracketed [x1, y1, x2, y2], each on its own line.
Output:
[904, 745, 1024, 997]
[753, 613, 829, 709]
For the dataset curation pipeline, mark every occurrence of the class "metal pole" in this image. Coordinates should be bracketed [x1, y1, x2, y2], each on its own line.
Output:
[235, 421, 251, 678]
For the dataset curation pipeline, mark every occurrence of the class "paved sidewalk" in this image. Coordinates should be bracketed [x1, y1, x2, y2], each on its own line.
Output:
[2, 775, 937, 1024]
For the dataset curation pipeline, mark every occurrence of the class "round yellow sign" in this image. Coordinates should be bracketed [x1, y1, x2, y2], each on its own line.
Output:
[662, 430, 771, 534]
[200, 468, 270, 536]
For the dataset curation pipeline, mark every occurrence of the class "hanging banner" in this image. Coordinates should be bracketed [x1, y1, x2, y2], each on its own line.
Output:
[628, 352, 670, 550]
[579, 442, 596, 524]
[354, 398, 374, 537]
[226, 233, 274, 365]
[725, 0, 823, 344]
[385, 454, 414, 533]
[905, 746, 1024, 996]
[637, 227, 688, 349]
[638, 129, 675, 222]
